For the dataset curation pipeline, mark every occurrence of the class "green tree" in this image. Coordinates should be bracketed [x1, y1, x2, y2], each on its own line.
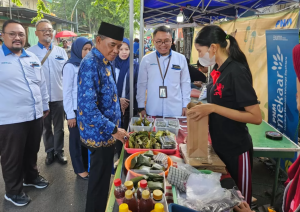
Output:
[32, 0, 50, 23]
[11, 0, 50, 23]
[49, 0, 141, 37]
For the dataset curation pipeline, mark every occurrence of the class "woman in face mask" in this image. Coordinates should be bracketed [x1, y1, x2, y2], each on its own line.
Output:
[187, 25, 262, 205]
[63, 37, 93, 180]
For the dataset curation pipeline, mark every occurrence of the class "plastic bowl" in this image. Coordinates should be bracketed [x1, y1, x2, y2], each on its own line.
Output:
[125, 151, 173, 177]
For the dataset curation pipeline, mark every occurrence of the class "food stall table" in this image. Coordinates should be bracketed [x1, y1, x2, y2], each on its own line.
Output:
[248, 120, 300, 205]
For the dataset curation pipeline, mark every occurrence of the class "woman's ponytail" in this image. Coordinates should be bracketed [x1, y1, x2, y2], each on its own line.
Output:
[227, 35, 250, 71]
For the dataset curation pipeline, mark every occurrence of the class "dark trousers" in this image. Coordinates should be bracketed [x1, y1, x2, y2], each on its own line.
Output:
[216, 147, 253, 205]
[43, 101, 64, 153]
[85, 145, 114, 212]
[68, 121, 88, 174]
[0, 118, 43, 195]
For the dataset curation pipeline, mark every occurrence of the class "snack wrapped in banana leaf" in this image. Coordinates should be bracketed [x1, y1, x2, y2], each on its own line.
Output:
[133, 114, 153, 126]
[148, 181, 164, 193]
[135, 154, 151, 168]
[143, 150, 154, 158]
[138, 165, 151, 172]
[130, 156, 138, 169]
[151, 163, 165, 171]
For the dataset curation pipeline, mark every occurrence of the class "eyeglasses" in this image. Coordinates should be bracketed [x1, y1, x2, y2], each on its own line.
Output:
[37, 29, 54, 34]
[3, 32, 26, 39]
[154, 40, 172, 46]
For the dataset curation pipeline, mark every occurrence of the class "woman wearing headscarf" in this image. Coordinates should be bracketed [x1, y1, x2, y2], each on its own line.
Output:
[63, 37, 93, 180]
[114, 38, 139, 158]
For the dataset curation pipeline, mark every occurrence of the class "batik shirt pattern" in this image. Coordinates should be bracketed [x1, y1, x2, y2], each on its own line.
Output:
[77, 48, 121, 148]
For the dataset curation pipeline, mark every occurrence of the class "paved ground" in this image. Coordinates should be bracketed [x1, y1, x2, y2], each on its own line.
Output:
[0, 121, 88, 212]
[0, 121, 286, 212]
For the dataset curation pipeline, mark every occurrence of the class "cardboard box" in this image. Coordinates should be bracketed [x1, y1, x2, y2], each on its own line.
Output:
[179, 144, 227, 174]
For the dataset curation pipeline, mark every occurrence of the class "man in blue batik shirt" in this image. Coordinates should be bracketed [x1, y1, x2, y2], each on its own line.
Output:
[77, 22, 129, 212]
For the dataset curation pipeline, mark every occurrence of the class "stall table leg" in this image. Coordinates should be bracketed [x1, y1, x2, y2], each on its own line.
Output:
[271, 158, 280, 206]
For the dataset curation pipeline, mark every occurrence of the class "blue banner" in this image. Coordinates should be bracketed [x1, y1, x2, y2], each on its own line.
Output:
[266, 29, 299, 168]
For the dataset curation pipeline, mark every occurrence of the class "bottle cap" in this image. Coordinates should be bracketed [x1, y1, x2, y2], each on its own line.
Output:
[154, 203, 164, 212]
[125, 190, 133, 199]
[119, 203, 129, 212]
[114, 179, 121, 187]
[124, 181, 133, 190]
[142, 190, 150, 199]
[153, 190, 163, 200]
[140, 180, 148, 188]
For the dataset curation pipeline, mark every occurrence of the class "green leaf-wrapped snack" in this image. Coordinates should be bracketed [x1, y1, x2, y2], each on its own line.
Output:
[136, 154, 151, 167]
[138, 165, 151, 172]
[151, 163, 165, 171]
[130, 156, 138, 169]
[147, 173, 164, 182]
[148, 181, 164, 193]
[144, 150, 154, 158]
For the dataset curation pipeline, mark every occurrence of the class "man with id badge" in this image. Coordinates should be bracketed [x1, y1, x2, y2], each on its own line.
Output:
[28, 19, 68, 166]
[137, 26, 191, 117]
[0, 20, 49, 206]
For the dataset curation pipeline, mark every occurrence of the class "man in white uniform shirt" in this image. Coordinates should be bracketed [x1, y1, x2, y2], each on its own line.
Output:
[137, 26, 191, 116]
[28, 19, 68, 165]
[0, 20, 49, 207]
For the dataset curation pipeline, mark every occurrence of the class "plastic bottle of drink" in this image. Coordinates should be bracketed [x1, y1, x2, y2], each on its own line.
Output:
[124, 181, 135, 193]
[152, 190, 163, 204]
[139, 190, 154, 212]
[150, 203, 165, 212]
[114, 179, 126, 205]
[119, 203, 132, 212]
[137, 180, 150, 200]
[123, 190, 138, 212]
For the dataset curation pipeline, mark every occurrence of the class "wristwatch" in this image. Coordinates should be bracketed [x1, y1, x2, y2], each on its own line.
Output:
[112, 126, 118, 134]
[137, 108, 145, 113]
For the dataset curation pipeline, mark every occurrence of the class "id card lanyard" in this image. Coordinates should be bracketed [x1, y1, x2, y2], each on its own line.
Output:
[156, 54, 172, 98]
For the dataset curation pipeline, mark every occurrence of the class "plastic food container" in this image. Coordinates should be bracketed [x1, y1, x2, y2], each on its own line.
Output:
[125, 170, 169, 212]
[124, 132, 177, 155]
[154, 118, 180, 136]
[168, 203, 197, 212]
[124, 151, 173, 177]
[130, 117, 155, 132]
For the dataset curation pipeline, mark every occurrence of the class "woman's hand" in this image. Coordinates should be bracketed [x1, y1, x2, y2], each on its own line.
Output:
[193, 81, 202, 88]
[233, 202, 255, 212]
[68, 119, 76, 128]
[187, 104, 215, 121]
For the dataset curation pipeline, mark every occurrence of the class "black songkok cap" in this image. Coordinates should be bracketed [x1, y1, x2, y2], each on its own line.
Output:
[98, 22, 124, 41]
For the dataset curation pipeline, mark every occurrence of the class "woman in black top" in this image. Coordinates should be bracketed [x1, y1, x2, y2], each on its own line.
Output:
[187, 25, 262, 205]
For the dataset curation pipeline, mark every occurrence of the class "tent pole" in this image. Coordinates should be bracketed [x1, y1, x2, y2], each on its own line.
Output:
[9, 0, 12, 19]
[129, 0, 134, 119]
[140, 0, 144, 60]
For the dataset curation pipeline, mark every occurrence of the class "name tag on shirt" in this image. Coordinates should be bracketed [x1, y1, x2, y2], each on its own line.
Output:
[55, 56, 64, 60]
[159, 86, 167, 98]
[172, 64, 181, 70]
[30, 62, 40, 67]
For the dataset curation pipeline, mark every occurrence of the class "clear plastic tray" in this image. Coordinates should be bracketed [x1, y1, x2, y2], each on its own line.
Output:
[125, 170, 169, 212]
[130, 117, 154, 132]
[154, 118, 180, 136]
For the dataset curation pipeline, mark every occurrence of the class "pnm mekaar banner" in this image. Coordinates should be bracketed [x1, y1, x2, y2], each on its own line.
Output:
[191, 9, 299, 122]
